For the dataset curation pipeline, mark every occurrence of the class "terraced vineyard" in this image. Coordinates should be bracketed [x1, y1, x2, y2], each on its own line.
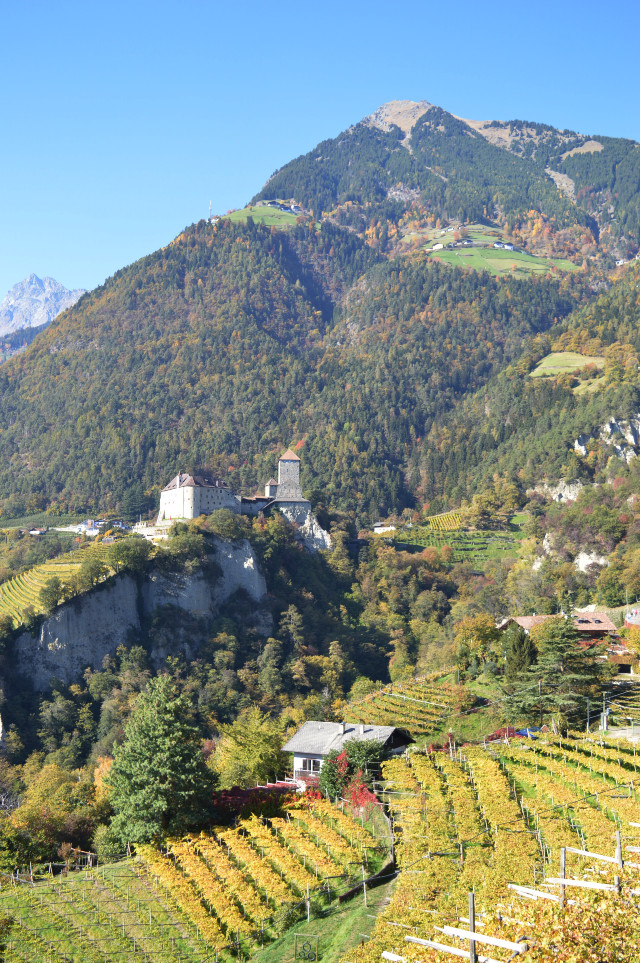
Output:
[608, 682, 640, 724]
[392, 517, 527, 563]
[426, 511, 461, 532]
[348, 672, 467, 735]
[0, 797, 382, 961]
[347, 732, 640, 962]
[0, 543, 115, 627]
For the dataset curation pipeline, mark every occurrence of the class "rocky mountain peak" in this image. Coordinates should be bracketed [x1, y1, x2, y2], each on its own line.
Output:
[0, 274, 86, 337]
[363, 99, 434, 140]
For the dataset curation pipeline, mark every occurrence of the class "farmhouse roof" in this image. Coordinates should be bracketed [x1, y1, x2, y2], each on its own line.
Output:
[499, 615, 550, 633]
[499, 613, 617, 635]
[572, 612, 617, 633]
[282, 721, 412, 756]
[280, 448, 300, 462]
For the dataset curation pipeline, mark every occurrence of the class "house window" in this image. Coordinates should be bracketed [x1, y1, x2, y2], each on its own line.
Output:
[301, 758, 320, 772]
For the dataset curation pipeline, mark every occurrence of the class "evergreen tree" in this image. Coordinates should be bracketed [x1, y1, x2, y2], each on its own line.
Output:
[505, 618, 611, 729]
[106, 676, 213, 844]
[504, 624, 537, 684]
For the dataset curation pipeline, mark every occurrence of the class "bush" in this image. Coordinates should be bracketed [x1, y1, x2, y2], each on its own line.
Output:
[92, 824, 122, 860]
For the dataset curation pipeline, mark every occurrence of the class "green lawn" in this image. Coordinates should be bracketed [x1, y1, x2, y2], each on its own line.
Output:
[530, 351, 605, 378]
[250, 880, 395, 963]
[221, 204, 300, 227]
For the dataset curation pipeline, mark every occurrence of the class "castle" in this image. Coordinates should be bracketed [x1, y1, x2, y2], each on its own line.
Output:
[154, 450, 331, 550]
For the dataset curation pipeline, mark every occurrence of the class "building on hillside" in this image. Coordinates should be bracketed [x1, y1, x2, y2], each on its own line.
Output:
[498, 612, 618, 643]
[149, 450, 331, 550]
[282, 721, 413, 785]
[497, 612, 638, 676]
[156, 473, 238, 522]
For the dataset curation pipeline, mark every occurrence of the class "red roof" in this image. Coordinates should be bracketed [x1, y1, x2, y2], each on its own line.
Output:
[511, 616, 550, 632]
[280, 448, 300, 462]
[572, 613, 617, 633]
[503, 613, 617, 635]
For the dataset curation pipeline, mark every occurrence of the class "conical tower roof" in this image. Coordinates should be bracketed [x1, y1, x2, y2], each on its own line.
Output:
[280, 448, 300, 461]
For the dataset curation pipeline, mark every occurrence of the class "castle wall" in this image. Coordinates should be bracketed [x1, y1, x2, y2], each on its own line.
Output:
[193, 486, 238, 516]
[158, 485, 238, 522]
[158, 486, 196, 522]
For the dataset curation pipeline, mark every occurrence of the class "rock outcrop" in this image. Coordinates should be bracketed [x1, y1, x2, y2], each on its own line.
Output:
[575, 415, 640, 464]
[277, 504, 332, 551]
[531, 479, 584, 502]
[13, 538, 269, 690]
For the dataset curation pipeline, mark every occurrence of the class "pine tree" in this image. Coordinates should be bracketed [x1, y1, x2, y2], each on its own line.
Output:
[504, 624, 536, 684]
[505, 618, 611, 729]
[107, 676, 213, 844]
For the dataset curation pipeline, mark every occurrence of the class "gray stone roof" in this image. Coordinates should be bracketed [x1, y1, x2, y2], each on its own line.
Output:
[282, 721, 408, 755]
[162, 472, 230, 492]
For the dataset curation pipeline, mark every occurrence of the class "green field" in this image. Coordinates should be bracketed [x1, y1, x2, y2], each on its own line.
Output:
[0, 511, 85, 530]
[530, 351, 605, 378]
[431, 246, 577, 277]
[220, 204, 300, 227]
[401, 223, 579, 278]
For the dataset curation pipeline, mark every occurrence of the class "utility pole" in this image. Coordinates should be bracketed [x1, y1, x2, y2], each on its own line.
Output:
[587, 696, 590, 733]
[539, 678, 543, 727]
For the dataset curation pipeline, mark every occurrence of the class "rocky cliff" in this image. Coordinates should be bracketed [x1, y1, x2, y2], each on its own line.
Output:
[12, 538, 269, 691]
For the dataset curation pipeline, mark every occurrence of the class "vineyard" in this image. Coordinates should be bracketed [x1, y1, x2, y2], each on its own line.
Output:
[348, 672, 470, 736]
[343, 732, 640, 962]
[609, 683, 640, 725]
[393, 523, 526, 564]
[0, 543, 115, 627]
[425, 512, 461, 533]
[0, 797, 385, 961]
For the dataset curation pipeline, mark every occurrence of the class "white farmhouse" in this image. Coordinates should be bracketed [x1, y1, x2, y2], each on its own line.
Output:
[282, 721, 413, 785]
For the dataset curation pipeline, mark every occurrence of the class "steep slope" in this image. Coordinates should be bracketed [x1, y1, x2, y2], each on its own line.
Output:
[0, 218, 584, 520]
[0, 274, 86, 336]
[422, 264, 640, 504]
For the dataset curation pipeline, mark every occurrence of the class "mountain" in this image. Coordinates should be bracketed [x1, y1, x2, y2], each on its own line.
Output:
[0, 274, 86, 337]
[0, 99, 637, 521]
[255, 99, 640, 260]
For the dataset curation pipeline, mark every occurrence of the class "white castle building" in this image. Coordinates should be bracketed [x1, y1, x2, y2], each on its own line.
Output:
[153, 450, 331, 550]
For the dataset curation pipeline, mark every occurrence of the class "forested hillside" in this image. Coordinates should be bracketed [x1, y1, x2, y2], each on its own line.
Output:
[0, 98, 638, 525]
[0, 218, 586, 521]
[423, 263, 640, 504]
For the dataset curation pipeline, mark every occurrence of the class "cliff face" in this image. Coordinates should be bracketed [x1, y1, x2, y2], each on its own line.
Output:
[12, 538, 269, 691]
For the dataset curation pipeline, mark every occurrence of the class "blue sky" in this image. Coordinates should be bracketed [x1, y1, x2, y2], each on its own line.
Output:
[1, 0, 639, 297]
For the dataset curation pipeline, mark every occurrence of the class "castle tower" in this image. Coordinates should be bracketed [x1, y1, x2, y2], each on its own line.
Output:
[276, 449, 303, 500]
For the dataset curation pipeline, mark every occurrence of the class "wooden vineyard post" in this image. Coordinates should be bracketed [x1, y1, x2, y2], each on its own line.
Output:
[560, 848, 566, 905]
[468, 891, 477, 963]
[362, 865, 368, 907]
